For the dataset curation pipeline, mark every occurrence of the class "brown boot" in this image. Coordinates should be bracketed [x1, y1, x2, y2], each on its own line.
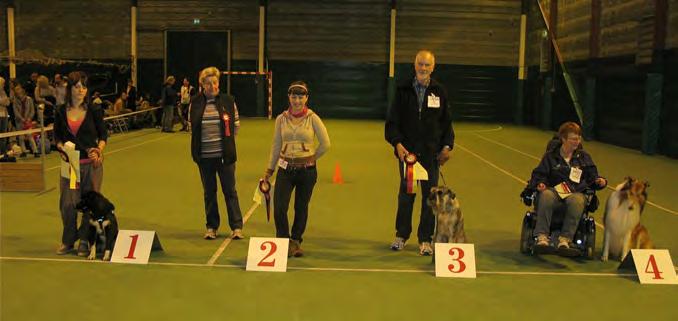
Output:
[288, 239, 303, 257]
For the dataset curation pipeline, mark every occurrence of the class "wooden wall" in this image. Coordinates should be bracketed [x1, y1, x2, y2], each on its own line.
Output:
[9, 0, 129, 59]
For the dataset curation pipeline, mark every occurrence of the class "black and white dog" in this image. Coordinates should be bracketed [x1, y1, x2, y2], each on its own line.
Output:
[75, 191, 119, 261]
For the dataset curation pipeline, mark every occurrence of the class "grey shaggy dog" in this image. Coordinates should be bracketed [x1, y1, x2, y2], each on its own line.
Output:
[428, 186, 466, 248]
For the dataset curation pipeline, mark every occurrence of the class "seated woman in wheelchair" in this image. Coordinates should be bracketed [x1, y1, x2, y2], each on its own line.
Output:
[523, 122, 607, 256]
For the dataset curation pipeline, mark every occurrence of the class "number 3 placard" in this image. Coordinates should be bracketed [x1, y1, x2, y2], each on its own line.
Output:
[434, 243, 476, 278]
[246, 237, 289, 272]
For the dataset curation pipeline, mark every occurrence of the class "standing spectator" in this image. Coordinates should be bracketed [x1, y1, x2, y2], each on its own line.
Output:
[385, 50, 454, 256]
[0, 77, 9, 155]
[12, 84, 39, 157]
[53, 71, 107, 256]
[160, 76, 178, 132]
[125, 79, 137, 112]
[24, 72, 38, 100]
[179, 77, 194, 131]
[54, 74, 67, 108]
[189, 66, 243, 240]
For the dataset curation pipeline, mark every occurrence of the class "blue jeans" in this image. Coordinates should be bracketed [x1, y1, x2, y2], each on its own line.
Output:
[197, 158, 243, 231]
[394, 157, 440, 243]
[533, 189, 586, 239]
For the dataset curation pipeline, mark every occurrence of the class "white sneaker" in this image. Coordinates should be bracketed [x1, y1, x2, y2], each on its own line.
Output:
[204, 228, 217, 240]
[390, 237, 406, 251]
[419, 242, 433, 256]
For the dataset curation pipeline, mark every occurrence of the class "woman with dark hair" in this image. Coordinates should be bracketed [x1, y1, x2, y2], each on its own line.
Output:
[53, 71, 108, 256]
[525, 121, 606, 256]
[263, 81, 330, 257]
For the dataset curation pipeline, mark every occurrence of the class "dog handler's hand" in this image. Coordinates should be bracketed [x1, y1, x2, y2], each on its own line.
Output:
[263, 168, 274, 181]
[396, 143, 408, 162]
[437, 146, 451, 165]
[537, 183, 546, 192]
[595, 177, 607, 188]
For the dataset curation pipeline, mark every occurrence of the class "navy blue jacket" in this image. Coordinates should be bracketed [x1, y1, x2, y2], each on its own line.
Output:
[527, 141, 602, 193]
[385, 78, 454, 161]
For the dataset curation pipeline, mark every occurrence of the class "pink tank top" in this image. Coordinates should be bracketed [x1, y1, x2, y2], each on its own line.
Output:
[67, 117, 92, 164]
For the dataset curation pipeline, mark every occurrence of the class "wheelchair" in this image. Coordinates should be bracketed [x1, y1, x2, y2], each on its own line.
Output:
[519, 188, 599, 259]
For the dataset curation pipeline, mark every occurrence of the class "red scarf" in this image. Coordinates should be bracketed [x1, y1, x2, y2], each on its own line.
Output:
[288, 106, 308, 118]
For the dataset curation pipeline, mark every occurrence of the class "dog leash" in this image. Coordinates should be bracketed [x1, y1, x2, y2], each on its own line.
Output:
[438, 166, 447, 186]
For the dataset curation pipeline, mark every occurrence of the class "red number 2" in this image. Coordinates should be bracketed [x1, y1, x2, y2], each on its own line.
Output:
[644, 254, 664, 280]
[447, 247, 467, 273]
[257, 241, 277, 267]
[124, 234, 139, 259]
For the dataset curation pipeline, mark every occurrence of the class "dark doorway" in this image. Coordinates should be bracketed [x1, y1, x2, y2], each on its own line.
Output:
[165, 30, 230, 95]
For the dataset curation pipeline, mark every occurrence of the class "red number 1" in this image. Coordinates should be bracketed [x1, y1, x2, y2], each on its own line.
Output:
[448, 247, 467, 273]
[257, 241, 277, 267]
[644, 254, 664, 280]
[124, 234, 139, 259]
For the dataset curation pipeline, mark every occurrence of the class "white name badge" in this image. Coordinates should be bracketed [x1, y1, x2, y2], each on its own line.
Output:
[569, 167, 582, 183]
[629, 249, 678, 284]
[434, 243, 476, 278]
[427, 94, 440, 108]
[246, 237, 289, 272]
[278, 158, 288, 170]
[111, 230, 163, 265]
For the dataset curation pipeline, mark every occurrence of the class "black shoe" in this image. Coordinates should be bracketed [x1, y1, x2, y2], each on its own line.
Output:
[77, 242, 89, 257]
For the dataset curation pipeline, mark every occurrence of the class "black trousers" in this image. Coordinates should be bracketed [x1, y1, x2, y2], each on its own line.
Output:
[197, 158, 243, 231]
[394, 157, 439, 243]
[273, 166, 317, 243]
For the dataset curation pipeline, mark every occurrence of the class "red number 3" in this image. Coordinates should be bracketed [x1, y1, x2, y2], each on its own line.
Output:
[447, 247, 467, 273]
[257, 241, 277, 267]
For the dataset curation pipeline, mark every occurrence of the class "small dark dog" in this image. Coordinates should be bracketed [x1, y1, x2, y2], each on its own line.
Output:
[75, 191, 119, 261]
[428, 186, 466, 249]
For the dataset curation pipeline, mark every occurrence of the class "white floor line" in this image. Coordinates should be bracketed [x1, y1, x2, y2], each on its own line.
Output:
[0, 256, 655, 277]
[46, 135, 172, 171]
[456, 126, 503, 133]
[205, 202, 260, 265]
[474, 133, 678, 216]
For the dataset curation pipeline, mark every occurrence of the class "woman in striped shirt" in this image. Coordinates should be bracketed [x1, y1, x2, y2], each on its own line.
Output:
[189, 67, 244, 240]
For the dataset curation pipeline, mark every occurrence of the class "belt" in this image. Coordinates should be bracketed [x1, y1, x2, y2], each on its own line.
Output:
[281, 156, 315, 170]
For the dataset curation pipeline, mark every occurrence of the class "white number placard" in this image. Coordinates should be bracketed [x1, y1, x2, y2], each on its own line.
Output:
[434, 243, 476, 278]
[111, 230, 162, 265]
[246, 237, 289, 272]
[630, 249, 678, 285]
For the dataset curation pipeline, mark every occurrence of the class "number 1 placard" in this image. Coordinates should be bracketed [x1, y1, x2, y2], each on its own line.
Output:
[246, 237, 289, 272]
[434, 243, 476, 278]
[111, 230, 162, 264]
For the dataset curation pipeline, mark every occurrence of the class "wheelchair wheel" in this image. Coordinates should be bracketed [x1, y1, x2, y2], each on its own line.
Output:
[520, 212, 534, 254]
[583, 218, 596, 259]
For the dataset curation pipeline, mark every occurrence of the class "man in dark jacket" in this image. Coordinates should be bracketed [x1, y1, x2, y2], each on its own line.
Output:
[385, 50, 454, 256]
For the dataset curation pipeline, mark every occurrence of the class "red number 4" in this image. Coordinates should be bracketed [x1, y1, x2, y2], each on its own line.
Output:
[447, 247, 467, 273]
[257, 241, 277, 267]
[644, 254, 664, 280]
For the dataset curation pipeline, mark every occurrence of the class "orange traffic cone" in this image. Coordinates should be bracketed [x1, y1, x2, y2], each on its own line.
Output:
[332, 162, 344, 184]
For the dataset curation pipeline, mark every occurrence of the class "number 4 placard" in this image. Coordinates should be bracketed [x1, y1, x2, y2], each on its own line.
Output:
[434, 243, 476, 278]
[629, 249, 678, 285]
[246, 237, 289, 272]
[111, 230, 163, 264]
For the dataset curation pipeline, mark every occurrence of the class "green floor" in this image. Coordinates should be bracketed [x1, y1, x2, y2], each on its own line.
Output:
[2, 120, 677, 320]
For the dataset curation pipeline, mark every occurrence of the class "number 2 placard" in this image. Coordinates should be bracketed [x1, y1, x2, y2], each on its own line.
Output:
[434, 243, 476, 278]
[246, 237, 289, 272]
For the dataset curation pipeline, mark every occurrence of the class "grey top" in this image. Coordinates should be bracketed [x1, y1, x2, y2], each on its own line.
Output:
[267, 109, 330, 171]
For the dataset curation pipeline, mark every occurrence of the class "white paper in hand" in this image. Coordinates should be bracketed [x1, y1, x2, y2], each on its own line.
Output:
[413, 162, 428, 181]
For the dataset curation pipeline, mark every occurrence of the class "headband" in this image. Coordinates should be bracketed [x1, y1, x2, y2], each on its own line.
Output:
[288, 84, 308, 93]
